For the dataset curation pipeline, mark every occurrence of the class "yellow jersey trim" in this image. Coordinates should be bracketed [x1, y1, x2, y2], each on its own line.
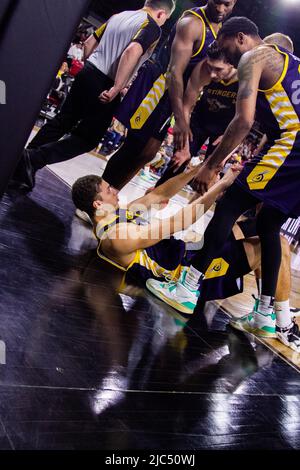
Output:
[95, 215, 119, 240]
[132, 19, 150, 42]
[220, 78, 238, 87]
[97, 244, 140, 272]
[184, 10, 206, 59]
[142, 6, 156, 22]
[94, 23, 107, 41]
[258, 44, 289, 93]
[200, 7, 220, 39]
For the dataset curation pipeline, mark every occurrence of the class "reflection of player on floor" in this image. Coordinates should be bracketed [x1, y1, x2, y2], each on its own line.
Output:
[101, 1, 237, 191]
[71, 165, 299, 353]
[146, 17, 300, 351]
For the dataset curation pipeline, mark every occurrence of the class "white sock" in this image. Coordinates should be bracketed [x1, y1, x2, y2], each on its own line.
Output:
[275, 300, 291, 329]
[183, 265, 203, 291]
[257, 295, 274, 315]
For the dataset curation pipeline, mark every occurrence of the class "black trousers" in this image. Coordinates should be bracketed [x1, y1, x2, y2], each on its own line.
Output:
[102, 131, 167, 190]
[28, 62, 120, 170]
[102, 132, 148, 189]
[191, 183, 288, 298]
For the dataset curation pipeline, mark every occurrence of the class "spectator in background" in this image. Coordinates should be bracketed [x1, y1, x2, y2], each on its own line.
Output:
[100, 119, 127, 155]
[161, 129, 174, 159]
[147, 130, 174, 177]
[67, 41, 84, 63]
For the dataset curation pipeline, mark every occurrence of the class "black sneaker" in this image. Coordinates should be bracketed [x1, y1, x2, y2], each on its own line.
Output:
[291, 307, 300, 317]
[9, 149, 36, 191]
[276, 319, 300, 353]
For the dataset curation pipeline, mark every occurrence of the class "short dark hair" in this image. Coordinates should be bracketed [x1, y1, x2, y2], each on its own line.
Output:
[72, 175, 102, 219]
[218, 17, 259, 39]
[207, 40, 228, 62]
[145, 0, 176, 12]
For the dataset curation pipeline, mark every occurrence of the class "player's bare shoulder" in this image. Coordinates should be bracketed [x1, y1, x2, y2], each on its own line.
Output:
[252, 44, 284, 75]
[176, 11, 204, 39]
[237, 46, 277, 81]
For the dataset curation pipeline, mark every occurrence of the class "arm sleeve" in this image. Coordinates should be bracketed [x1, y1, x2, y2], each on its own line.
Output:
[93, 23, 107, 42]
[132, 17, 161, 54]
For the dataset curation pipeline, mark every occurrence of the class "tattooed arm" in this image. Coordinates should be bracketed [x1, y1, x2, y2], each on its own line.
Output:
[193, 50, 263, 194]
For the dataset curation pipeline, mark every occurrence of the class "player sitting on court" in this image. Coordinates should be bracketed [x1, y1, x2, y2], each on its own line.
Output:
[71, 164, 299, 353]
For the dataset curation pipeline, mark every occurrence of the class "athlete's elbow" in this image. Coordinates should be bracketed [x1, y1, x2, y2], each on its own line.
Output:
[125, 42, 143, 60]
[235, 115, 253, 133]
[168, 65, 182, 83]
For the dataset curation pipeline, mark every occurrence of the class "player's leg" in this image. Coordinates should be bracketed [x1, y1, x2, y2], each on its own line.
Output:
[146, 183, 259, 314]
[232, 235, 299, 351]
[103, 135, 164, 190]
[155, 128, 209, 188]
[274, 236, 300, 351]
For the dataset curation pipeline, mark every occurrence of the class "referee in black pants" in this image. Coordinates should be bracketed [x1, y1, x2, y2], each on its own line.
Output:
[11, 0, 175, 191]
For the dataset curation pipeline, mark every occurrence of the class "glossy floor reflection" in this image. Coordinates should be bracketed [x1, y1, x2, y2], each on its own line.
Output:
[0, 169, 300, 450]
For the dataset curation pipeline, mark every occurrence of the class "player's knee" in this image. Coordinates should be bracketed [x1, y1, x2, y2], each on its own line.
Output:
[243, 238, 260, 272]
[143, 138, 161, 158]
[257, 217, 279, 239]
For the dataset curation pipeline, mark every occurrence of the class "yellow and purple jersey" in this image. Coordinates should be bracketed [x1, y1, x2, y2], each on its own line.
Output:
[159, 7, 221, 81]
[237, 44, 300, 217]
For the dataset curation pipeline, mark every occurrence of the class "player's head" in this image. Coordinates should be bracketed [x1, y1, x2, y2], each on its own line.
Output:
[72, 175, 119, 220]
[206, 0, 237, 24]
[206, 41, 235, 81]
[145, 0, 176, 26]
[263, 33, 294, 53]
[217, 17, 260, 67]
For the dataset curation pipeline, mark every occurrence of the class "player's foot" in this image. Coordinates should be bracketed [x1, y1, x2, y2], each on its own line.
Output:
[230, 299, 276, 338]
[230, 311, 256, 334]
[276, 319, 300, 353]
[290, 307, 300, 317]
[146, 267, 200, 315]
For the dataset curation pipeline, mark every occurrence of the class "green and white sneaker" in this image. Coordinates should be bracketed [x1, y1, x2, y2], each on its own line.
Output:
[254, 310, 276, 337]
[230, 311, 256, 334]
[230, 299, 276, 338]
[146, 269, 200, 315]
